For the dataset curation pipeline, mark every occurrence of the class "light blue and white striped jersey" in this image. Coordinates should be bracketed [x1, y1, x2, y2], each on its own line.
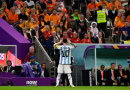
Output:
[56, 45, 74, 65]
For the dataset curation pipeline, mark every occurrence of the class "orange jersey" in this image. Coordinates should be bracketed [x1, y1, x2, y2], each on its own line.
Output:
[98, 0, 109, 8]
[41, 13, 50, 23]
[87, 3, 98, 10]
[8, 12, 19, 24]
[108, 2, 119, 10]
[50, 14, 59, 25]
[14, 0, 23, 8]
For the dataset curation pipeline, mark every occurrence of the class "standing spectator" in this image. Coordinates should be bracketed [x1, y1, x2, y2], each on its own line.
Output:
[8, 7, 19, 24]
[41, 9, 50, 25]
[71, 9, 80, 21]
[31, 24, 43, 42]
[28, 56, 41, 77]
[35, 2, 42, 15]
[21, 27, 32, 42]
[96, 6, 107, 32]
[50, 9, 59, 25]
[80, 33, 92, 43]
[97, 65, 107, 86]
[71, 32, 80, 43]
[24, 46, 35, 63]
[40, 63, 49, 77]
[106, 63, 118, 86]
[117, 64, 128, 86]
[4, 60, 15, 73]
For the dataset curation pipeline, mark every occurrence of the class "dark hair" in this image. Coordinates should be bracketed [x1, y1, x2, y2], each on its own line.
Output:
[98, 6, 103, 10]
[7, 60, 12, 65]
[63, 38, 68, 43]
[41, 63, 46, 66]
[111, 63, 115, 66]
[101, 65, 105, 68]
[118, 64, 122, 67]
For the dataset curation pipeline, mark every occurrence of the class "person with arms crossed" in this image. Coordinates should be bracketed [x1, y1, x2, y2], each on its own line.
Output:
[54, 38, 77, 87]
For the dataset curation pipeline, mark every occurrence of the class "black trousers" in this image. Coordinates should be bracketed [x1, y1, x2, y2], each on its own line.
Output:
[98, 80, 106, 86]
[97, 23, 107, 32]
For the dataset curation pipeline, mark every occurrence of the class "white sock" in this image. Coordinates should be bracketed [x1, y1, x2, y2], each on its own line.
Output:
[67, 73, 73, 86]
[56, 73, 61, 86]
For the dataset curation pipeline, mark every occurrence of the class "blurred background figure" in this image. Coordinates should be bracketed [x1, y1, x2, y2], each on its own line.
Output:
[4, 60, 15, 73]
[40, 63, 49, 77]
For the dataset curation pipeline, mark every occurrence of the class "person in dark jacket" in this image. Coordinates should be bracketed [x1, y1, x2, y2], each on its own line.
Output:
[4, 60, 15, 73]
[117, 64, 128, 86]
[106, 63, 118, 86]
[40, 63, 49, 77]
[93, 32, 105, 43]
[97, 65, 107, 86]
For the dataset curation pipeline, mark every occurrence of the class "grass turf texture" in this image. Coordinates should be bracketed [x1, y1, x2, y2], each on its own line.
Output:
[0, 86, 130, 90]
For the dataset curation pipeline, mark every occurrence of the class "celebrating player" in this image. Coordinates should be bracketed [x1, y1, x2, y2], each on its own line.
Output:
[54, 38, 77, 87]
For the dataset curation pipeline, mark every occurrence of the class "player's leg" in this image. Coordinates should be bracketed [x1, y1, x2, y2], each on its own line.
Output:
[64, 65, 75, 87]
[67, 73, 75, 87]
[56, 64, 63, 86]
[56, 73, 62, 86]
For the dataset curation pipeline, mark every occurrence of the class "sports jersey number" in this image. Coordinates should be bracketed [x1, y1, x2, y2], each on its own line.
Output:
[62, 50, 69, 57]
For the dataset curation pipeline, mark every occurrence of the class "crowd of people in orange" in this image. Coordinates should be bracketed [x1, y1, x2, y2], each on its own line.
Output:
[0, 0, 129, 45]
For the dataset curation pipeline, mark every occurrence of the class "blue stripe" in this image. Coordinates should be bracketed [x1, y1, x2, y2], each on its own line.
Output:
[64, 46, 66, 64]
[68, 47, 70, 64]
[128, 61, 130, 63]
[60, 47, 62, 64]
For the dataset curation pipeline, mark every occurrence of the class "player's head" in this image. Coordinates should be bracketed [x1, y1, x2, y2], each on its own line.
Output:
[63, 38, 68, 44]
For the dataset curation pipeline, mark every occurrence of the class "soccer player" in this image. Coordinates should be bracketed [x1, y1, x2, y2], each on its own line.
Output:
[54, 38, 77, 87]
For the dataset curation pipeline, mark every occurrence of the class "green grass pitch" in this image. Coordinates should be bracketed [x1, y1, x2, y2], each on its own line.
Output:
[0, 86, 130, 90]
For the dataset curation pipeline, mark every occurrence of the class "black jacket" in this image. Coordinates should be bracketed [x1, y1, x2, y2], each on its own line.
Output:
[31, 29, 43, 42]
[107, 69, 118, 81]
[93, 37, 105, 43]
[4, 66, 15, 72]
[40, 69, 49, 77]
[97, 70, 107, 81]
